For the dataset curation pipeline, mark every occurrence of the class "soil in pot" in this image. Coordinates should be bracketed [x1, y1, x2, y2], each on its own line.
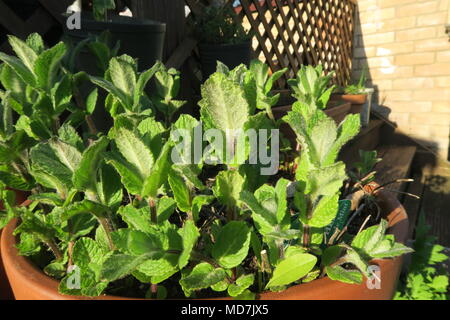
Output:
[0, 190, 29, 300]
[199, 41, 252, 80]
[1, 189, 408, 300]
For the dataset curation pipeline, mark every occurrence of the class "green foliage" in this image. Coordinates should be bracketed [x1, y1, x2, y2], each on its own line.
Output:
[288, 64, 335, 110]
[0, 38, 414, 300]
[90, 55, 162, 117]
[394, 213, 449, 300]
[92, 0, 116, 22]
[0, 33, 85, 191]
[344, 69, 367, 95]
[348, 150, 381, 184]
[266, 253, 317, 289]
[193, 5, 251, 45]
[152, 65, 186, 125]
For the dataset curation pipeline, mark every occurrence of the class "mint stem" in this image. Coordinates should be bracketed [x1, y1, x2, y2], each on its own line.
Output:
[149, 198, 157, 224]
[45, 238, 63, 260]
[99, 217, 115, 250]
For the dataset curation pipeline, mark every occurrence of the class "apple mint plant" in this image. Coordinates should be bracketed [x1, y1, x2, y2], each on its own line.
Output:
[288, 64, 335, 110]
[0, 40, 413, 299]
[0, 33, 101, 193]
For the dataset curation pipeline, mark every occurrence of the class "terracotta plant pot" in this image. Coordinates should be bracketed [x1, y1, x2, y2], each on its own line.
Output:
[332, 94, 367, 115]
[1, 189, 408, 300]
[0, 190, 29, 300]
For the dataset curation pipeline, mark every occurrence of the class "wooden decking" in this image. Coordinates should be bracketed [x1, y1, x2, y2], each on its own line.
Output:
[403, 156, 450, 246]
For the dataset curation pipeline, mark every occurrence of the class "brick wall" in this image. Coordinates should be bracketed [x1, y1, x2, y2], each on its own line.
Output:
[353, 0, 450, 159]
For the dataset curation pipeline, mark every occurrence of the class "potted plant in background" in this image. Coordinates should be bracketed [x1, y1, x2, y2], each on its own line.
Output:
[333, 69, 369, 115]
[192, 2, 253, 79]
[64, 0, 166, 73]
[0, 36, 413, 299]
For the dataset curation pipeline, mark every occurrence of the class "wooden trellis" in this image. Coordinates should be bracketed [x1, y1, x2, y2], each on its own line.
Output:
[235, 0, 357, 87]
[0, 0, 72, 52]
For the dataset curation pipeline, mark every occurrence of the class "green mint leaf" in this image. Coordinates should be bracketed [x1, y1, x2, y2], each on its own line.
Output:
[325, 265, 363, 284]
[157, 196, 177, 224]
[141, 141, 172, 198]
[68, 213, 97, 240]
[213, 170, 244, 210]
[266, 253, 317, 288]
[234, 289, 256, 300]
[51, 74, 72, 113]
[30, 142, 74, 194]
[212, 221, 251, 269]
[322, 245, 343, 266]
[111, 127, 153, 178]
[72, 237, 107, 272]
[344, 248, 370, 276]
[86, 88, 98, 115]
[0, 171, 34, 191]
[34, 42, 66, 91]
[58, 124, 84, 152]
[16, 233, 41, 256]
[240, 189, 277, 236]
[168, 169, 191, 212]
[105, 151, 144, 195]
[62, 199, 109, 220]
[306, 162, 347, 200]
[111, 229, 164, 257]
[100, 253, 152, 282]
[274, 178, 290, 224]
[118, 205, 153, 233]
[323, 114, 360, 166]
[90, 76, 130, 110]
[178, 220, 200, 269]
[199, 72, 249, 132]
[73, 136, 109, 192]
[301, 194, 339, 228]
[228, 274, 255, 297]
[48, 138, 82, 174]
[7, 35, 38, 74]
[370, 241, 413, 259]
[352, 219, 388, 254]
[180, 262, 227, 295]
[133, 62, 162, 108]
[109, 55, 136, 99]
[96, 162, 123, 209]
[0, 52, 36, 87]
[135, 257, 178, 284]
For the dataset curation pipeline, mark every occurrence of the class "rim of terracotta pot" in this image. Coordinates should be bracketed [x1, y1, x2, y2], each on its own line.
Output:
[339, 94, 368, 105]
[1, 189, 408, 300]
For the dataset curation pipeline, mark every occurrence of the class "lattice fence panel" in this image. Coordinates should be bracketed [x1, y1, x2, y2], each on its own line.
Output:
[235, 0, 357, 88]
[0, 0, 71, 52]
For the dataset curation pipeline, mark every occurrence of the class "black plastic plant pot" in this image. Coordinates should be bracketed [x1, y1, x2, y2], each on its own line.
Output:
[63, 13, 166, 132]
[64, 13, 166, 73]
[199, 40, 252, 80]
